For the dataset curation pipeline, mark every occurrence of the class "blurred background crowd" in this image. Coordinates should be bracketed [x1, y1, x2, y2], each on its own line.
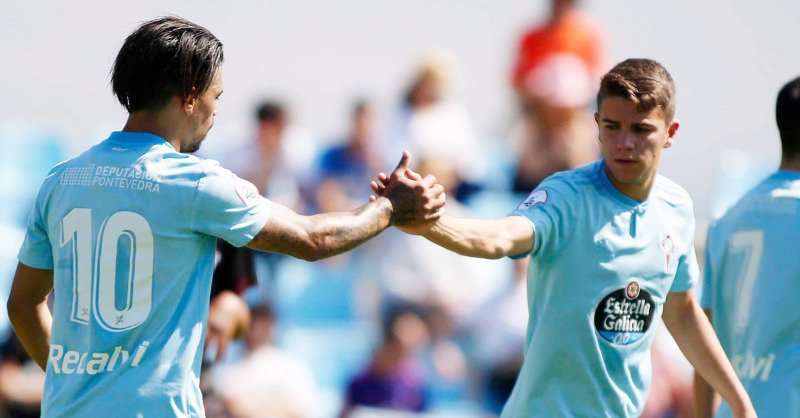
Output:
[1, 0, 799, 417]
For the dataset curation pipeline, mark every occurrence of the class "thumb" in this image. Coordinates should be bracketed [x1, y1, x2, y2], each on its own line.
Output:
[393, 150, 412, 173]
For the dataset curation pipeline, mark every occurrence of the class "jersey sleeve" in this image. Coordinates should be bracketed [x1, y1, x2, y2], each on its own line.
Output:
[508, 175, 578, 259]
[190, 162, 272, 247]
[669, 207, 700, 292]
[17, 183, 54, 269]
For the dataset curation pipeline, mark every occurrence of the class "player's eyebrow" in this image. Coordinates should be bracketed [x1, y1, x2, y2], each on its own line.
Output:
[600, 118, 619, 124]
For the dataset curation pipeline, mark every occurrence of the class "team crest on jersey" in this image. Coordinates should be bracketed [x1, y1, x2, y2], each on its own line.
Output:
[661, 234, 675, 268]
[519, 189, 548, 209]
[235, 178, 261, 206]
[594, 280, 655, 346]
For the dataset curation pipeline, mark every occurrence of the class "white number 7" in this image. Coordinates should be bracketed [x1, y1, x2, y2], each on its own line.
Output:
[60, 208, 154, 332]
[728, 230, 764, 334]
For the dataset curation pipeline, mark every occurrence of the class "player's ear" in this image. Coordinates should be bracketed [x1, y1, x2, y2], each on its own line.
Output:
[182, 87, 199, 113]
[663, 120, 679, 149]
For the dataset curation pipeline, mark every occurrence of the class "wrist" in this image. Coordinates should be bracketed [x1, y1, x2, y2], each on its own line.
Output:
[374, 196, 395, 225]
[727, 390, 753, 416]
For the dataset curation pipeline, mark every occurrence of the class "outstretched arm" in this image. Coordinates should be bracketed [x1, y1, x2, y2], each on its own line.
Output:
[662, 291, 755, 418]
[7, 263, 53, 371]
[411, 215, 534, 259]
[370, 167, 533, 259]
[247, 151, 445, 261]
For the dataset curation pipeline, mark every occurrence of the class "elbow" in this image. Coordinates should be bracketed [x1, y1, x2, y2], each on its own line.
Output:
[7, 296, 26, 327]
[480, 249, 506, 260]
[294, 234, 325, 262]
[296, 249, 323, 262]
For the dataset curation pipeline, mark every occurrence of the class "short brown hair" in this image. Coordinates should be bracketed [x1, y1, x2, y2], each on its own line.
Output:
[597, 59, 676, 122]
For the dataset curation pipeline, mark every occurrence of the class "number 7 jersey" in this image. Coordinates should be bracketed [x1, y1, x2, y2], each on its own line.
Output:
[702, 170, 800, 418]
[17, 132, 272, 417]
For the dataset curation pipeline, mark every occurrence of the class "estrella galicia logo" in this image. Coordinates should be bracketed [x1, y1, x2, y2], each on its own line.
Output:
[593, 280, 655, 346]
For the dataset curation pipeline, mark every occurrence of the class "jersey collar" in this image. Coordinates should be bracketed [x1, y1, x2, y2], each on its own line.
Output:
[105, 131, 175, 150]
[597, 160, 651, 213]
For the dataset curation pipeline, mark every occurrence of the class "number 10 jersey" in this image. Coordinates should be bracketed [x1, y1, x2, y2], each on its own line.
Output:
[18, 131, 272, 417]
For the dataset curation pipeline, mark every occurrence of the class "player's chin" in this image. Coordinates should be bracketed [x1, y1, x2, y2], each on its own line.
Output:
[183, 138, 203, 153]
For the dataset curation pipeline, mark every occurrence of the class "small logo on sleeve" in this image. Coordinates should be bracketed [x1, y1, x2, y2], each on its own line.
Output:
[594, 280, 655, 346]
[519, 189, 548, 209]
[234, 178, 261, 206]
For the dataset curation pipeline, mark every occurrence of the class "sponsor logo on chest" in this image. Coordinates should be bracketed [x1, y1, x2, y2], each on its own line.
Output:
[593, 281, 655, 346]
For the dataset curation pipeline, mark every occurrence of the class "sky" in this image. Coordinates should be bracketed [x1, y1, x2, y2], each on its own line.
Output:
[2, 0, 799, 221]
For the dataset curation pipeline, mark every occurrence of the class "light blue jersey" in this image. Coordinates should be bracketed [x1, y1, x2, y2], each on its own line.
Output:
[504, 160, 698, 418]
[701, 170, 800, 418]
[17, 132, 272, 417]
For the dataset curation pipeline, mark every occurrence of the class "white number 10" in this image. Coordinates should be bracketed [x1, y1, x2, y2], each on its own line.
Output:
[60, 208, 153, 332]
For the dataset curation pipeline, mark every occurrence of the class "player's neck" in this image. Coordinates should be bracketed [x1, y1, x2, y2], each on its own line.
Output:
[779, 156, 800, 172]
[123, 111, 184, 151]
[604, 165, 654, 203]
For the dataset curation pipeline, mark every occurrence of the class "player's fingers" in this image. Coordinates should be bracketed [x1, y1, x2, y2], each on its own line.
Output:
[429, 184, 445, 197]
[425, 204, 445, 221]
[371, 181, 383, 195]
[393, 150, 412, 173]
[430, 194, 447, 211]
[405, 169, 422, 181]
[369, 194, 377, 202]
[421, 173, 438, 188]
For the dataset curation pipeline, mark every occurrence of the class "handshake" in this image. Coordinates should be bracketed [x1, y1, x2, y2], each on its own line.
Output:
[368, 150, 446, 234]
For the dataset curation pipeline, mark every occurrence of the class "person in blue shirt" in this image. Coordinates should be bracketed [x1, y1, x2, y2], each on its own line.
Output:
[373, 58, 755, 418]
[695, 77, 800, 418]
[6, 16, 445, 418]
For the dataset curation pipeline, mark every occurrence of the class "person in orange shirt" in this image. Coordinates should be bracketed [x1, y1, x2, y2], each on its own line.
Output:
[511, 0, 608, 98]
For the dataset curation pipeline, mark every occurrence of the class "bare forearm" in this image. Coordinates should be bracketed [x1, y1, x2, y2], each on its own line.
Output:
[8, 302, 52, 371]
[422, 216, 530, 259]
[248, 198, 392, 261]
[663, 296, 751, 415]
[694, 371, 719, 418]
[8, 264, 53, 371]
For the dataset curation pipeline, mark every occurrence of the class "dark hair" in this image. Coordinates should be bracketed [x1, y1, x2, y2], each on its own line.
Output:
[111, 16, 224, 113]
[255, 101, 285, 122]
[597, 58, 676, 122]
[776, 77, 800, 160]
[352, 98, 370, 118]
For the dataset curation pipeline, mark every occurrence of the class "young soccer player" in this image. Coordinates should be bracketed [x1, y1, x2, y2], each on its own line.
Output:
[694, 77, 800, 418]
[7, 16, 444, 417]
[374, 58, 756, 417]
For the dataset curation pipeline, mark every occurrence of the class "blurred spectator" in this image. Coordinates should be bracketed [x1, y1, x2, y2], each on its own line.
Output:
[375, 157, 508, 406]
[206, 304, 317, 418]
[340, 304, 431, 417]
[510, 0, 608, 99]
[510, 53, 599, 193]
[315, 99, 385, 213]
[641, 326, 695, 418]
[0, 332, 44, 418]
[376, 156, 506, 324]
[223, 101, 305, 211]
[216, 100, 315, 295]
[465, 257, 529, 414]
[383, 54, 488, 197]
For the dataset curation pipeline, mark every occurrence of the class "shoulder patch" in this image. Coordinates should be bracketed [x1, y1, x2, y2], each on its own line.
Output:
[234, 177, 261, 206]
[519, 189, 548, 210]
